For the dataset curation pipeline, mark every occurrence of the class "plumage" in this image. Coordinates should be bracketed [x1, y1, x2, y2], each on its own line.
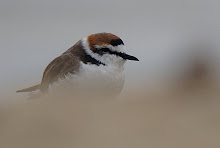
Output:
[17, 32, 139, 96]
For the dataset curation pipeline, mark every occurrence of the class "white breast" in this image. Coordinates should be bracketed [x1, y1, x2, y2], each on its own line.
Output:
[49, 62, 125, 97]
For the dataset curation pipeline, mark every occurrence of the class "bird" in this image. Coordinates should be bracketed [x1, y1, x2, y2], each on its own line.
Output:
[17, 32, 139, 97]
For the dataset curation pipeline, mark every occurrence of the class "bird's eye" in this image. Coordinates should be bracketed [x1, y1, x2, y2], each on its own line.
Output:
[100, 48, 109, 53]
[94, 49, 103, 55]
[94, 48, 110, 55]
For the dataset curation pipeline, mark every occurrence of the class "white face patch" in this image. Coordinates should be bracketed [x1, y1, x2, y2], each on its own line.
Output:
[81, 37, 126, 68]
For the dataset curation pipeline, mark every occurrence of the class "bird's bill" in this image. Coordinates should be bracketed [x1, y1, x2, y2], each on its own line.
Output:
[121, 53, 139, 61]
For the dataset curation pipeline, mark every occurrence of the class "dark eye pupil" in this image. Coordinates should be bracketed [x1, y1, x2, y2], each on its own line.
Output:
[94, 49, 103, 55]
[94, 48, 110, 55]
[101, 48, 109, 52]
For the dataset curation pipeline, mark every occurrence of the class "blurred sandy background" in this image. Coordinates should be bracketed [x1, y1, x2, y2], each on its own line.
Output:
[1, 0, 220, 147]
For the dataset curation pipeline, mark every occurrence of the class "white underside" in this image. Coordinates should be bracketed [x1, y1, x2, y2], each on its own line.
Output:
[49, 62, 125, 97]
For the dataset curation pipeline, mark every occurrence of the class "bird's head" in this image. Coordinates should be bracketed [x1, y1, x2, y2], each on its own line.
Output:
[82, 32, 139, 67]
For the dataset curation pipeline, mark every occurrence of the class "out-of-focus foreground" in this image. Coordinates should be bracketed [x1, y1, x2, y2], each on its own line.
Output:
[0, 79, 220, 148]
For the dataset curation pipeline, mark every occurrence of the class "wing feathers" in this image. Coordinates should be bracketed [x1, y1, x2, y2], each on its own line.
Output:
[16, 84, 41, 93]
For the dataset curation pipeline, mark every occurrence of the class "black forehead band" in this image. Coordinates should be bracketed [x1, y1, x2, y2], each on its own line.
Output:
[110, 39, 124, 46]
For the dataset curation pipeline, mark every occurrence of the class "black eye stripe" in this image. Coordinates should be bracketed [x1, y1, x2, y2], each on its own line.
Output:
[94, 48, 124, 58]
[110, 39, 124, 46]
[92, 47, 139, 61]
[100, 48, 109, 52]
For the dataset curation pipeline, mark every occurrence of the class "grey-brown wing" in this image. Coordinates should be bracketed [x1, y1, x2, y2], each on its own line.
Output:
[40, 53, 80, 92]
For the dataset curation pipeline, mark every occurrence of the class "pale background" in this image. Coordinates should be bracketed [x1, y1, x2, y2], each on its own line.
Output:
[1, 0, 220, 97]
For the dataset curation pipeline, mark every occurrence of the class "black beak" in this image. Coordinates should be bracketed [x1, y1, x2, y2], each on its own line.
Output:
[120, 53, 139, 61]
